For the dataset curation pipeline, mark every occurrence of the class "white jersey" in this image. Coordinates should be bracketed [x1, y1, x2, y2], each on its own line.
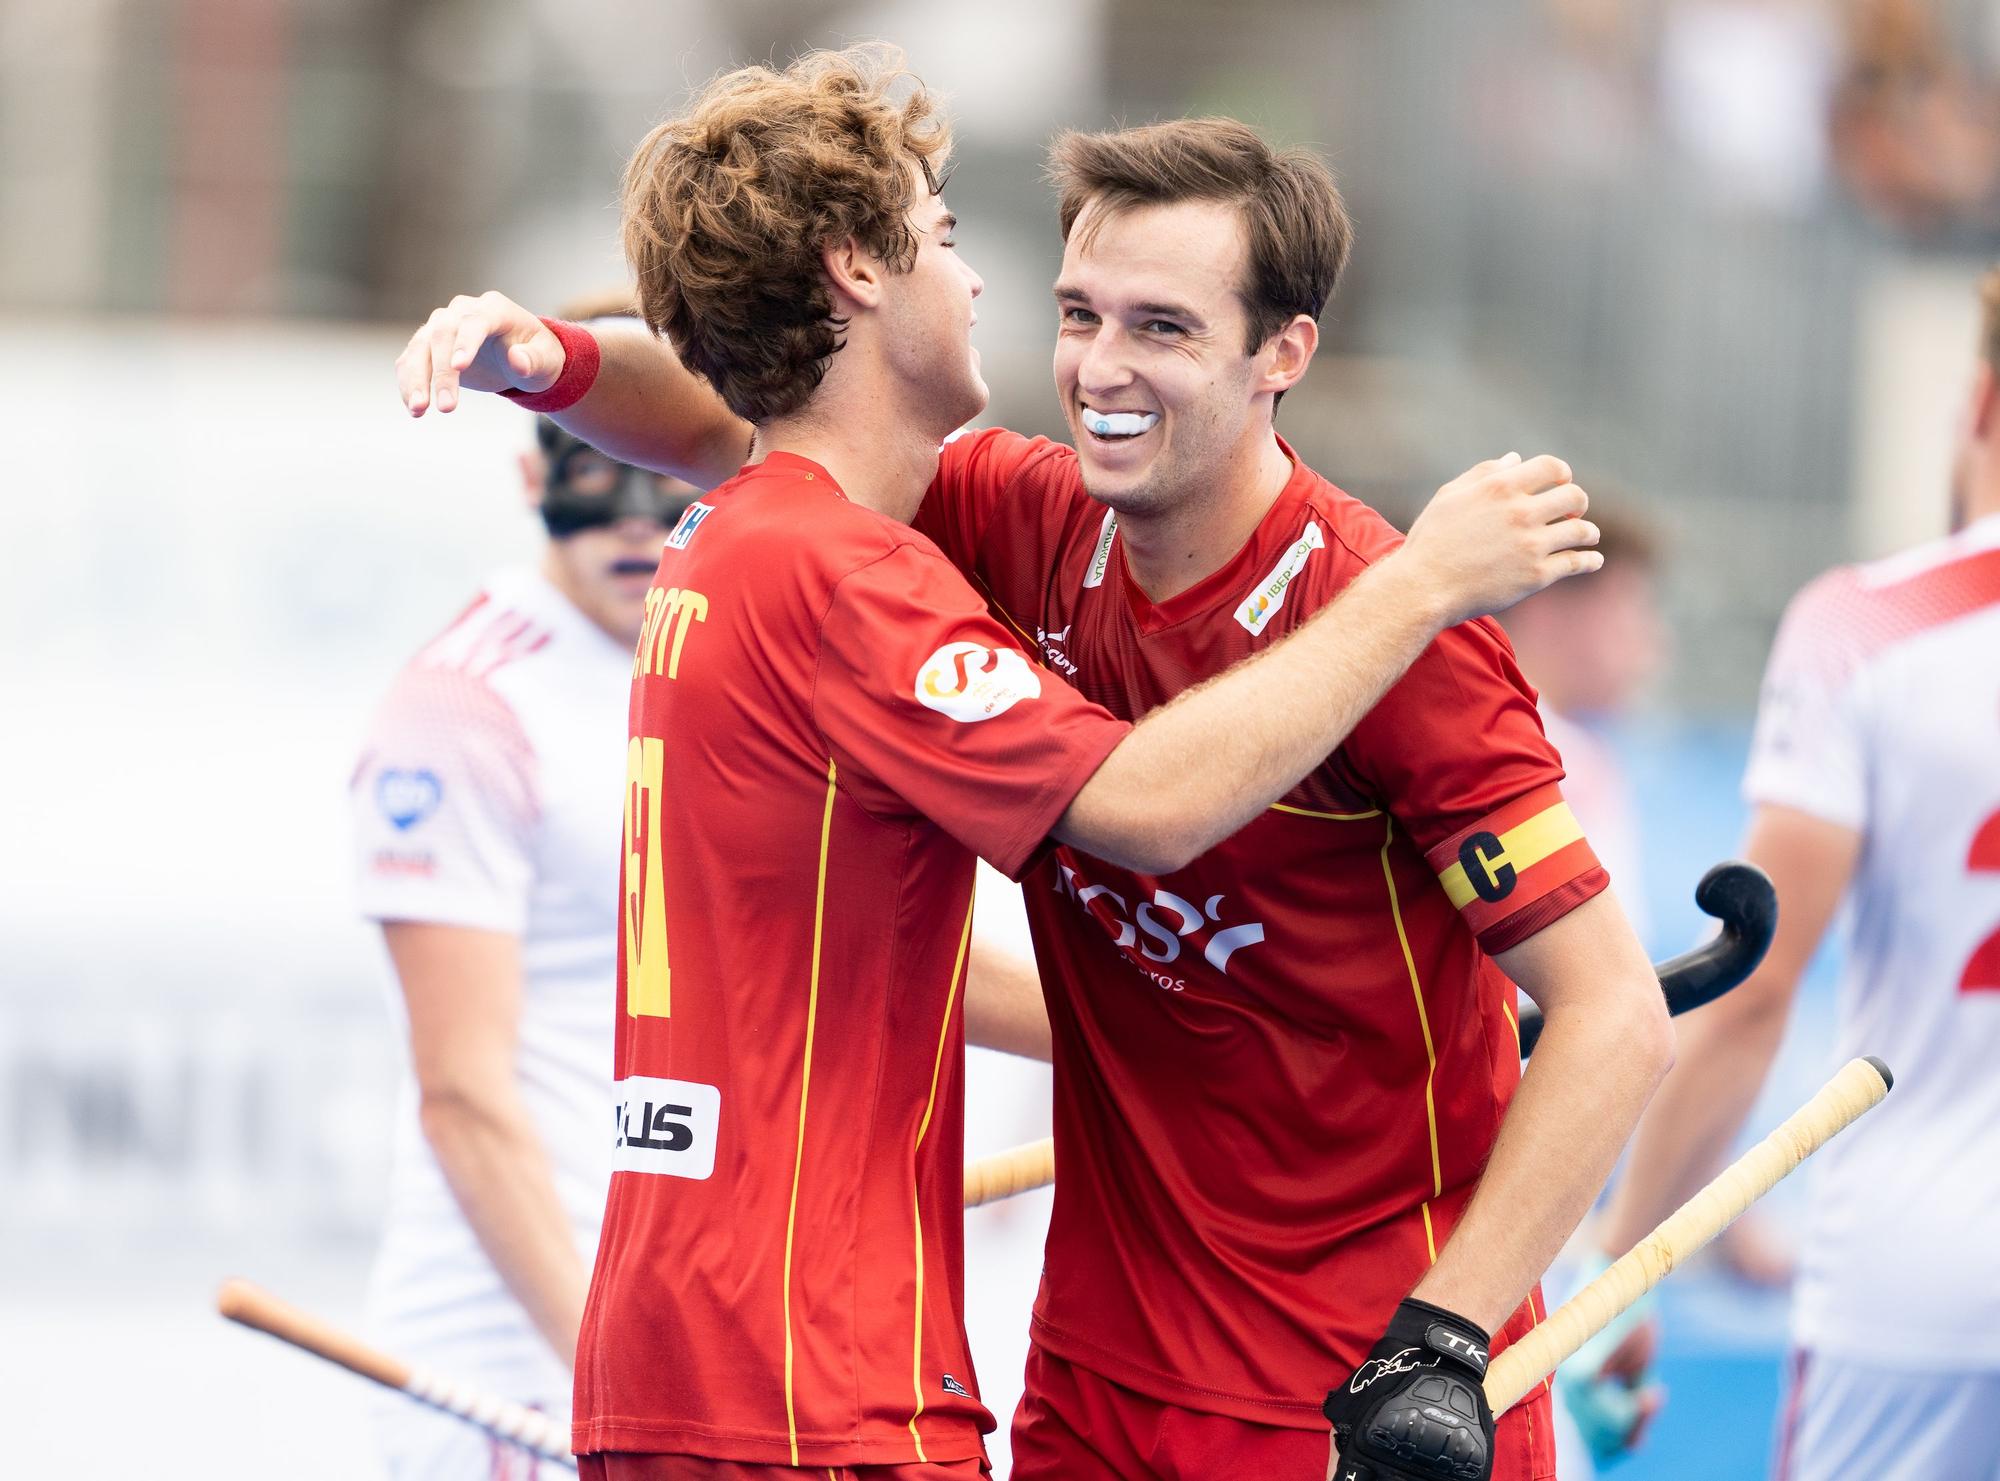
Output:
[1743, 512, 2000, 1368]
[351, 567, 632, 1412]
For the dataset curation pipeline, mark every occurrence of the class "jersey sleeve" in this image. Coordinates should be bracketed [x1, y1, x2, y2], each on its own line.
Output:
[812, 539, 1131, 880]
[1741, 571, 1868, 831]
[350, 665, 540, 932]
[915, 426, 1063, 577]
[1346, 618, 1608, 954]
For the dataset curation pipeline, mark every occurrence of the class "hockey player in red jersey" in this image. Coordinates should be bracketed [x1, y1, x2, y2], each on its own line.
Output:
[400, 65, 1664, 1481]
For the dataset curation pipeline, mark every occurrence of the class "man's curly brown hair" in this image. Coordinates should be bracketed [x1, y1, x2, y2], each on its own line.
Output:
[622, 46, 952, 425]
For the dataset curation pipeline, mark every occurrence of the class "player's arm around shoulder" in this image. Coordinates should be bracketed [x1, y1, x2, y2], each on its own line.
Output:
[1057, 453, 1599, 876]
[396, 290, 750, 488]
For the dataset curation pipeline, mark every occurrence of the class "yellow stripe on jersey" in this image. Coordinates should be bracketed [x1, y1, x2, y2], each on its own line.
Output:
[1269, 801, 1383, 822]
[783, 757, 840, 1467]
[1380, 816, 1444, 1208]
[905, 889, 976, 1461]
[1436, 802, 1585, 910]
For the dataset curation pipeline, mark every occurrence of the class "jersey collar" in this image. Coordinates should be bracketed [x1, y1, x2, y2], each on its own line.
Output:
[728, 450, 847, 499]
[1115, 434, 1322, 636]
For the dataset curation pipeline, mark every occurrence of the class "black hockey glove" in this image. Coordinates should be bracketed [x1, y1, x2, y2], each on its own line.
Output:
[1322, 1298, 1496, 1481]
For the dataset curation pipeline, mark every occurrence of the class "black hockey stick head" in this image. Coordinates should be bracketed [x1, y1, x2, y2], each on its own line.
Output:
[1515, 860, 1777, 1057]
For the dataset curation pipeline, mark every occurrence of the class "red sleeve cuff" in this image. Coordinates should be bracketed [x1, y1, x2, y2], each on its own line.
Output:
[1477, 866, 1608, 955]
[498, 317, 602, 413]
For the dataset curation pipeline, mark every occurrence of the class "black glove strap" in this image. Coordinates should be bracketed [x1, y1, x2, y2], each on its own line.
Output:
[1323, 1298, 1496, 1481]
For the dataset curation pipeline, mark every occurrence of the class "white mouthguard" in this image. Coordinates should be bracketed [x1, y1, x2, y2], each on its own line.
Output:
[1084, 410, 1160, 438]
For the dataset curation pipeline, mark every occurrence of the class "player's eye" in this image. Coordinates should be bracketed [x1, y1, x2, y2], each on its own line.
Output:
[1143, 319, 1185, 336]
[564, 456, 620, 495]
[1061, 307, 1099, 326]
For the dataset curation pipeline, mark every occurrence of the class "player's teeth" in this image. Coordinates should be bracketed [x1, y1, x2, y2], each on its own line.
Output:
[1084, 410, 1159, 438]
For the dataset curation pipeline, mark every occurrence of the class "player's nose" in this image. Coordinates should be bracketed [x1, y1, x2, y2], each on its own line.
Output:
[1076, 322, 1136, 394]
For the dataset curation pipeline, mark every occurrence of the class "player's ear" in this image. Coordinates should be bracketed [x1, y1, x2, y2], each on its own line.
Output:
[519, 449, 546, 510]
[822, 236, 884, 313]
[1255, 313, 1319, 399]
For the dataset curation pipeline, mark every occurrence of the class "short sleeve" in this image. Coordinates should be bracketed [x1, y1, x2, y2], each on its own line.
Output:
[916, 427, 1063, 576]
[812, 541, 1130, 879]
[1346, 619, 1608, 954]
[350, 666, 540, 932]
[1742, 573, 1868, 831]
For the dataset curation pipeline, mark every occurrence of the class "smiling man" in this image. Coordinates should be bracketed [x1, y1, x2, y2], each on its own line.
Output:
[399, 89, 1653, 1481]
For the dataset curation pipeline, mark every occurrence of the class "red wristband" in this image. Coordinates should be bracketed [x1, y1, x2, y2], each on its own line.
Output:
[499, 317, 602, 413]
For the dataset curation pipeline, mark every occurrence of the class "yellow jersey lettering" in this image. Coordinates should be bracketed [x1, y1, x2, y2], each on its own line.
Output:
[623, 734, 671, 1017]
[636, 587, 709, 680]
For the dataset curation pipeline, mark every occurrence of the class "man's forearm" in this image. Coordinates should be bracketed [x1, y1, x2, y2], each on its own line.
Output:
[1413, 991, 1664, 1331]
[547, 321, 750, 488]
[421, 1088, 591, 1365]
[1412, 897, 1672, 1333]
[1058, 556, 1448, 873]
[965, 937, 1053, 1061]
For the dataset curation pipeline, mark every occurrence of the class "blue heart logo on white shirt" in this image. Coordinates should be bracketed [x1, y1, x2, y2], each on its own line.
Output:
[376, 769, 443, 831]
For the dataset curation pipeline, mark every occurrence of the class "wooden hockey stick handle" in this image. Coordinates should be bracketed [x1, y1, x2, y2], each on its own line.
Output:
[1483, 1055, 1893, 1414]
[217, 1278, 576, 1468]
[964, 1136, 1054, 1208]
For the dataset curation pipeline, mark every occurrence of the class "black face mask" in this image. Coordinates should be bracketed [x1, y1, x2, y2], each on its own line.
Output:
[537, 423, 698, 539]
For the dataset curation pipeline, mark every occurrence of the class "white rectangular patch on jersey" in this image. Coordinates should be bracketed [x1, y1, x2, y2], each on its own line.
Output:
[1234, 521, 1325, 635]
[612, 1075, 721, 1180]
[1083, 509, 1119, 589]
[665, 502, 715, 550]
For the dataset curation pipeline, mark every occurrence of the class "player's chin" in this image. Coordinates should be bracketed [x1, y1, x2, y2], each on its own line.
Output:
[936, 361, 989, 434]
[1074, 437, 1159, 501]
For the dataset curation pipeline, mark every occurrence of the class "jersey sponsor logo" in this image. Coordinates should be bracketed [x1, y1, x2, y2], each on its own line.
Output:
[1054, 861, 1267, 989]
[941, 1374, 972, 1398]
[1235, 521, 1325, 635]
[375, 768, 442, 831]
[612, 1075, 721, 1180]
[1036, 624, 1080, 678]
[664, 501, 715, 550]
[1083, 509, 1118, 590]
[914, 641, 1042, 723]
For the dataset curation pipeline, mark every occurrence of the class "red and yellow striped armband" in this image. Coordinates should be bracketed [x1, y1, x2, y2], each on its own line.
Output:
[1423, 783, 1608, 954]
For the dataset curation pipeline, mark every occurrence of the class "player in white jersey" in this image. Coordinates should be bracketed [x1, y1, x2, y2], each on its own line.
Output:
[1598, 267, 2000, 1479]
[351, 412, 698, 1480]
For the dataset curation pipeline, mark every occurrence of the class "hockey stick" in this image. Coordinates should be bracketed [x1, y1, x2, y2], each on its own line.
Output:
[216, 1278, 578, 1470]
[964, 1135, 1053, 1208]
[1483, 1054, 1893, 1413]
[1515, 860, 1777, 1057]
[220, 1149, 1058, 1459]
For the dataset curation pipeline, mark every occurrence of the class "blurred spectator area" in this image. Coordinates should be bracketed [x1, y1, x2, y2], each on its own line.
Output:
[7, 0, 2000, 708]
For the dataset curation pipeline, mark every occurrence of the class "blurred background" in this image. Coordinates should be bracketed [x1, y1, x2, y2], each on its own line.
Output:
[3, 0, 1995, 1476]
